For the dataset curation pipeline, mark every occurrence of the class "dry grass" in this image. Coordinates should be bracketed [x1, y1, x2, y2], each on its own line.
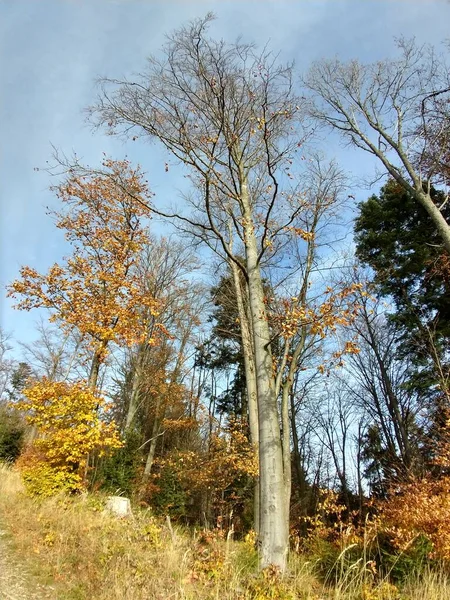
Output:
[1, 464, 449, 600]
[0, 464, 319, 599]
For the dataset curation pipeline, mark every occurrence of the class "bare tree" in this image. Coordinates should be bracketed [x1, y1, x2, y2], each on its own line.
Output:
[86, 12, 358, 567]
[89, 13, 312, 569]
[304, 39, 450, 251]
[311, 382, 357, 507]
[19, 319, 85, 383]
[0, 328, 15, 401]
[123, 238, 200, 433]
[344, 289, 425, 493]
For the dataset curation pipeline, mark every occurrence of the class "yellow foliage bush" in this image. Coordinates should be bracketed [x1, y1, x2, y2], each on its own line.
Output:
[17, 449, 83, 497]
[15, 378, 123, 496]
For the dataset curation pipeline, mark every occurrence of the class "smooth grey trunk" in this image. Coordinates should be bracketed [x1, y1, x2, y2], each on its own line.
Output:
[230, 257, 260, 534]
[240, 174, 288, 571]
[274, 230, 315, 520]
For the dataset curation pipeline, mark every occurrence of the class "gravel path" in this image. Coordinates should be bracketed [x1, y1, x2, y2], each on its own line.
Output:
[0, 529, 55, 600]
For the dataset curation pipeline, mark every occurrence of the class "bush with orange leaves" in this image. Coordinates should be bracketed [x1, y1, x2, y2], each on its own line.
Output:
[378, 412, 450, 562]
[379, 476, 450, 561]
[151, 418, 258, 522]
[15, 378, 123, 496]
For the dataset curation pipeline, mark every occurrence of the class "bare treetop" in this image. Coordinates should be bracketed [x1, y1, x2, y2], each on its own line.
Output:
[304, 38, 450, 252]
[305, 39, 449, 183]
[89, 15, 312, 269]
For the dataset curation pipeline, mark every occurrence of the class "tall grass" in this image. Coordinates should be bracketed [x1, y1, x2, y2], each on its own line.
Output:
[1, 464, 449, 599]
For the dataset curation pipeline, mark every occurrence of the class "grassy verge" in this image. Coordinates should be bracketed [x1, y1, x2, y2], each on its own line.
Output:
[1, 464, 449, 599]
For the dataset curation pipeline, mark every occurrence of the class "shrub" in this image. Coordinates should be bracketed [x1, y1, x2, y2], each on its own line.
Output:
[379, 477, 450, 562]
[0, 403, 25, 461]
[15, 378, 123, 496]
[94, 430, 142, 496]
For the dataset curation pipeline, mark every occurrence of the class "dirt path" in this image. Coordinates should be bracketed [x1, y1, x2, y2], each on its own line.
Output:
[0, 529, 55, 600]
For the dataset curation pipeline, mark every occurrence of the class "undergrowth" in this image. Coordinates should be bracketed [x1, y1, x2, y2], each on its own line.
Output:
[0, 464, 449, 600]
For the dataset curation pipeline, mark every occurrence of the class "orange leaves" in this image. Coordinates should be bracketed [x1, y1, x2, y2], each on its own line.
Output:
[162, 419, 257, 496]
[7, 159, 161, 357]
[276, 283, 363, 341]
[379, 477, 450, 560]
[343, 340, 360, 355]
[379, 419, 450, 561]
[285, 226, 316, 242]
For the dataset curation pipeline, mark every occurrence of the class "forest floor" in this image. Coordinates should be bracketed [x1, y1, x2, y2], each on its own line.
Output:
[0, 527, 56, 600]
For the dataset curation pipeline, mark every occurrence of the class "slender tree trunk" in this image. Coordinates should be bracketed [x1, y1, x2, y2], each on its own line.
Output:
[290, 399, 307, 499]
[143, 397, 162, 478]
[281, 383, 292, 520]
[143, 339, 188, 478]
[365, 318, 412, 469]
[87, 342, 107, 391]
[230, 257, 260, 534]
[125, 352, 143, 432]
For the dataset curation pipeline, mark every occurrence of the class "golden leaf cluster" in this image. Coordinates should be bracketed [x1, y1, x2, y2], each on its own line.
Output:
[8, 159, 160, 356]
[380, 476, 450, 560]
[161, 419, 258, 496]
[15, 378, 123, 495]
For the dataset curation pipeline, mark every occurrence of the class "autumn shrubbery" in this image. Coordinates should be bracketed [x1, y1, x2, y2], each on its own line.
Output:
[14, 378, 123, 496]
[379, 477, 450, 563]
[2, 462, 450, 599]
[296, 486, 450, 596]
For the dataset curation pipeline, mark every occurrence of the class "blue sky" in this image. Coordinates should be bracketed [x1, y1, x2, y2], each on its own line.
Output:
[1, 0, 449, 351]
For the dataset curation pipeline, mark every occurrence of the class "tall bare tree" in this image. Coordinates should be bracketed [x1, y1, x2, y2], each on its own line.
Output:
[88, 13, 359, 568]
[343, 288, 425, 493]
[90, 13, 311, 569]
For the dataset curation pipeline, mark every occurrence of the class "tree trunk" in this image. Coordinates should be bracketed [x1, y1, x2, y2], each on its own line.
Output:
[124, 352, 143, 432]
[281, 383, 292, 521]
[230, 258, 260, 534]
[87, 343, 107, 391]
[365, 315, 412, 470]
[143, 340, 187, 478]
[143, 400, 162, 478]
[290, 399, 308, 499]
[413, 188, 450, 255]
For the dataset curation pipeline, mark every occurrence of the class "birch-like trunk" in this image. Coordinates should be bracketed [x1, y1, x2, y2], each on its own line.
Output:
[230, 258, 260, 534]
